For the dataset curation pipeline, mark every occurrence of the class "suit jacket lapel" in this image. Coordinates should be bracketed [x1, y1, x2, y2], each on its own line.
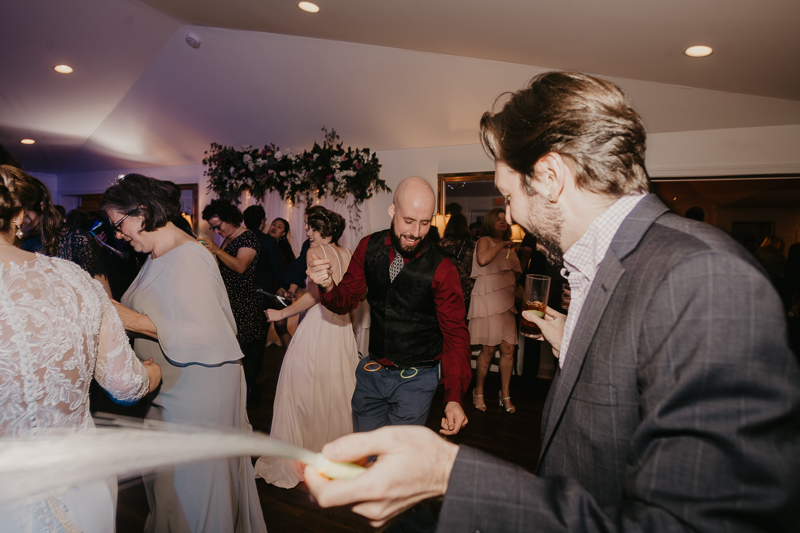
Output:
[538, 194, 669, 461]
[539, 256, 625, 456]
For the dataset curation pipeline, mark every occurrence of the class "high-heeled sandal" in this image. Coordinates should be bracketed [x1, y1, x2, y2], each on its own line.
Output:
[472, 390, 487, 411]
[499, 391, 516, 414]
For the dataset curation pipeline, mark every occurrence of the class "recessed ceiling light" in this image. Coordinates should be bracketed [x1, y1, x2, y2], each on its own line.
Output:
[298, 2, 320, 13]
[54, 65, 74, 74]
[684, 46, 713, 58]
[20, 139, 35, 145]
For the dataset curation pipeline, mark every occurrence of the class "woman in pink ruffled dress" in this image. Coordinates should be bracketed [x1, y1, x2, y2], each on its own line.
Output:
[468, 207, 521, 414]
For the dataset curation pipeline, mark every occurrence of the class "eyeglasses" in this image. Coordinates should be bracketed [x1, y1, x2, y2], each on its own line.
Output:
[112, 214, 130, 235]
[210, 223, 224, 232]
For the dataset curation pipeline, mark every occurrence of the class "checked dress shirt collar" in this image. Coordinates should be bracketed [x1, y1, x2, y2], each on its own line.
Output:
[558, 193, 646, 368]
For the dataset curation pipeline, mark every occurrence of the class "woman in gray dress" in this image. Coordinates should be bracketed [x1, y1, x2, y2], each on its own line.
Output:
[102, 174, 267, 533]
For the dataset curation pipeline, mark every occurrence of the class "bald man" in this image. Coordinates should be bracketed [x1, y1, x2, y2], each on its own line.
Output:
[308, 177, 471, 438]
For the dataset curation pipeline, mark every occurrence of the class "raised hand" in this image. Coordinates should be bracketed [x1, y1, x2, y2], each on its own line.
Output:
[307, 254, 334, 290]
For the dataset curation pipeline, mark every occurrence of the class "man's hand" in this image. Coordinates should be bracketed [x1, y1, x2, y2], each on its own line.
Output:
[307, 254, 334, 291]
[304, 426, 459, 528]
[440, 401, 468, 435]
[524, 306, 566, 356]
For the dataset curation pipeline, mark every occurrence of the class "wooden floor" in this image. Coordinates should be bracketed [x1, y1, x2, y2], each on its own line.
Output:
[115, 343, 552, 533]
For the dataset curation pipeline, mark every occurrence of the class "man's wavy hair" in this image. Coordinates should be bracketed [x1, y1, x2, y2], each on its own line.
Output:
[480, 71, 650, 198]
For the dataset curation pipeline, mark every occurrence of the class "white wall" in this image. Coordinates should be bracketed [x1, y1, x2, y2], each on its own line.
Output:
[647, 124, 800, 178]
[53, 123, 800, 247]
[56, 163, 207, 198]
[29, 171, 58, 202]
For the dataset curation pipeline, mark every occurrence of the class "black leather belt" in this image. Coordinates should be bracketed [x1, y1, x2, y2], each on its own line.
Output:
[368, 357, 439, 370]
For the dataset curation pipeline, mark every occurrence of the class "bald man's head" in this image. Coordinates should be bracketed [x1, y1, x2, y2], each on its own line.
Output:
[388, 177, 436, 256]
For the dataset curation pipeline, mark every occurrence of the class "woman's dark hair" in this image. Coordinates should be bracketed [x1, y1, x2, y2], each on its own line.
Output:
[0, 166, 62, 255]
[242, 205, 266, 230]
[66, 207, 91, 229]
[99, 174, 182, 232]
[305, 204, 327, 217]
[481, 207, 511, 240]
[0, 145, 22, 169]
[308, 209, 346, 245]
[445, 202, 463, 216]
[443, 212, 469, 240]
[271, 217, 296, 266]
[201, 199, 243, 226]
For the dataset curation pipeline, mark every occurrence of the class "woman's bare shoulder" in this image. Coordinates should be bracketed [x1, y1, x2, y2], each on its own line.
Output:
[306, 244, 327, 259]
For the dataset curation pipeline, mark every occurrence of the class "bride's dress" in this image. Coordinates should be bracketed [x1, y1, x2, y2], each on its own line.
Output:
[254, 244, 360, 488]
[0, 255, 150, 532]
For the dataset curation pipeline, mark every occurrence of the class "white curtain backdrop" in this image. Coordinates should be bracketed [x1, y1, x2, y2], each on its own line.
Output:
[237, 190, 376, 259]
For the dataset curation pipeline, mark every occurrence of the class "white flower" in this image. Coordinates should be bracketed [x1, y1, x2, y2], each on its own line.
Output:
[256, 159, 265, 166]
[243, 154, 252, 163]
[229, 167, 236, 175]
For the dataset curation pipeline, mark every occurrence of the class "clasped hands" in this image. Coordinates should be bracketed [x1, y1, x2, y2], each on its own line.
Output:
[307, 254, 334, 290]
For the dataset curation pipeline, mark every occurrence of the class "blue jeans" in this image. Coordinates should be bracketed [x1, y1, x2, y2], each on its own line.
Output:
[351, 357, 440, 432]
[351, 357, 439, 533]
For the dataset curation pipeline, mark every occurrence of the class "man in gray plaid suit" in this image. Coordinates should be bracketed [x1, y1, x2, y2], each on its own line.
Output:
[305, 71, 800, 532]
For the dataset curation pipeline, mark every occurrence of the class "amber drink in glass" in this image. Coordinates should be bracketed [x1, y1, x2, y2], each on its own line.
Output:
[520, 274, 550, 338]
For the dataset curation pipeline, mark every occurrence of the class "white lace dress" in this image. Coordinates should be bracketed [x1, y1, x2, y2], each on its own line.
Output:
[0, 254, 150, 533]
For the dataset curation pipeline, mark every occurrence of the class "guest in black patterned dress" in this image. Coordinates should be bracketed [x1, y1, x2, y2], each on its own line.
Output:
[201, 200, 267, 406]
[20, 181, 113, 296]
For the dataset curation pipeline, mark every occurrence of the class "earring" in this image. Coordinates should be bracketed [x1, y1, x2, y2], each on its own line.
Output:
[547, 194, 554, 203]
[15, 225, 23, 239]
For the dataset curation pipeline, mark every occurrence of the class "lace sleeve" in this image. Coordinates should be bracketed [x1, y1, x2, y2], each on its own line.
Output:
[93, 285, 149, 405]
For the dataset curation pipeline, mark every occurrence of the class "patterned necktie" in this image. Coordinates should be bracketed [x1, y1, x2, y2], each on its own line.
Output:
[389, 248, 404, 282]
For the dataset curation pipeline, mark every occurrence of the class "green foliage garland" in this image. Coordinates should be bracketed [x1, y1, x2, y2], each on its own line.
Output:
[203, 128, 389, 210]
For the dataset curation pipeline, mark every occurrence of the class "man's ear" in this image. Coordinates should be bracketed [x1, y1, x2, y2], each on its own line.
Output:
[533, 152, 570, 203]
[388, 203, 395, 218]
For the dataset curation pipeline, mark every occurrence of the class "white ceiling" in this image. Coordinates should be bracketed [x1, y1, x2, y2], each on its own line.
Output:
[3, 0, 799, 175]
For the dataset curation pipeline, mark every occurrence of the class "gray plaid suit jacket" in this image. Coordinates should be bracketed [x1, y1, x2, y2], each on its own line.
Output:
[439, 195, 800, 532]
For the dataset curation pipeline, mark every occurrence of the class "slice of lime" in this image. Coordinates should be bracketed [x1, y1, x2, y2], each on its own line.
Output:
[522, 310, 545, 321]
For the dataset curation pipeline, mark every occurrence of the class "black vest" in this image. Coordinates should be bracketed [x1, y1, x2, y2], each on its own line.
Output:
[364, 230, 448, 368]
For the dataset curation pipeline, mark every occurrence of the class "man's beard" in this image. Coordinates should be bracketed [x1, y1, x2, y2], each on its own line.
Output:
[519, 196, 564, 265]
[533, 229, 563, 265]
[390, 221, 428, 258]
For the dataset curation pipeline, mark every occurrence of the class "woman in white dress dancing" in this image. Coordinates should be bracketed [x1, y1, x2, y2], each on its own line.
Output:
[254, 208, 360, 488]
[0, 165, 161, 532]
